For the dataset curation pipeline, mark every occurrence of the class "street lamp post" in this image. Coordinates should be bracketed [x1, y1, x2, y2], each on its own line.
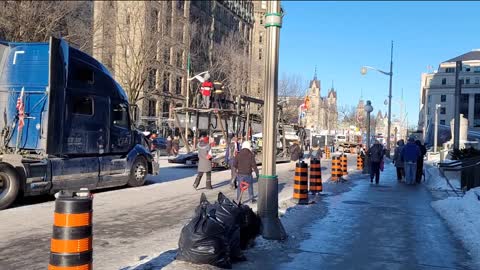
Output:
[363, 100, 373, 174]
[434, 104, 441, 153]
[361, 40, 394, 157]
[257, 0, 286, 241]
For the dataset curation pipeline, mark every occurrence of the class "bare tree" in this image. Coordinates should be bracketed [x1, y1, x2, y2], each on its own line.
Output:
[338, 105, 357, 128]
[278, 72, 305, 124]
[0, 1, 93, 51]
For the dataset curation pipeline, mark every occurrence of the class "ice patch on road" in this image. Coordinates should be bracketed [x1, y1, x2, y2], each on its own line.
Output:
[431, 187, 480, 268]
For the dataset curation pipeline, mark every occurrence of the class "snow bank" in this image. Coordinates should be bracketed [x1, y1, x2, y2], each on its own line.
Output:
[424, 165, 451, 191]
[432, 187, 480, 266]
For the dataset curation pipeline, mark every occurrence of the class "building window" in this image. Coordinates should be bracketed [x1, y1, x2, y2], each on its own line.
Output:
[441, 95, 446, 102]
[475, 94, 480, 127]
[260, 18, 263, 25]
[162, 101, 170, 117]
[152, 10, 159, 33]
[259, 32, 263, 43]
[164, 47, 170, 64]
[440, 107, 446, 115]
[460, 94, 469, 118]
[175, 76, 182, 95]
[441, 78, 447, 85]
[148, 100, 157, 117]
[475, 77, 480, 84]
[466, 78, 471, 84]
[163, 72, 170, 92]
[466, 67, 471, 72]
[259, 48, 262, 60]
[474, 67, 480, 73]
[176, 0, 184, 13]
[148, 69, 157, 89]
[440, 120, 445, 125]
[445, 67, 455, 73]
[176, 51, 183, 68]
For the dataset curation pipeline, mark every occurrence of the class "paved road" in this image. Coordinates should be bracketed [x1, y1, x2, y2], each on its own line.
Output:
[232, 163, 475, 270]
[0, 154, 357, 270]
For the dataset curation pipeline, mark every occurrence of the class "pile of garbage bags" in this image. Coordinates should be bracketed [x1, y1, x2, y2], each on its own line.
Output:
[176, 192, 261, 269]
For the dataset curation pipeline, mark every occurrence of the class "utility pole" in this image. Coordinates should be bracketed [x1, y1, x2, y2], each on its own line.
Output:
[185, 54, 191, 146]
[386, 40, 393, 157]
[434, 104, 441, 153]
[258, 0, 286, 240]
[453, 61, 462, 151]
[363, 100, 373, 175]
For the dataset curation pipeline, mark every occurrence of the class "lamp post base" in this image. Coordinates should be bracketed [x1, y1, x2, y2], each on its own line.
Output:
[258, 175, 287, 240]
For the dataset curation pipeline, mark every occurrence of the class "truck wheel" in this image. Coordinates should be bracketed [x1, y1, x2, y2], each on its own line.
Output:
[0, 164, 20, 210]
[127, 157, 148, 187]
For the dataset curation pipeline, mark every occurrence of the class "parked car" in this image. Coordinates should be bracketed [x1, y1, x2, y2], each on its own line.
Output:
[168, 152, 199, 165]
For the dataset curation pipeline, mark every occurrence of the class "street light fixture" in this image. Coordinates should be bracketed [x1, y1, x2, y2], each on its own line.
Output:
[361, 40, 394, 157]
[363, 100, 373, 174]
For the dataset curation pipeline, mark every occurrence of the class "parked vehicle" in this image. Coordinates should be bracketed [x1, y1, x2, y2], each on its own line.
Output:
[0, 37, 159, 209]
[151, 137, 167, 155]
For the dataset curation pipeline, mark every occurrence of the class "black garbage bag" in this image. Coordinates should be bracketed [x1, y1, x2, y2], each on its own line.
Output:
[177, 194, 232, 269]
[238, 204, 261, 250]
[214, 193, 245, 261]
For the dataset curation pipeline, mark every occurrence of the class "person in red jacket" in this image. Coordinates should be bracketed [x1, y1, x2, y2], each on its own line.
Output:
[200, 79, 213, 108]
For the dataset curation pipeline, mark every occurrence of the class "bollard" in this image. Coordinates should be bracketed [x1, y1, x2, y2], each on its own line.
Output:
[331, 156, 342, 181]
[49, 189, 93, 270]
[340, 154, 348, 176]
[309, 158, 322, 194]
[293, 161, 309, 204]
[357, 154, 364, 170]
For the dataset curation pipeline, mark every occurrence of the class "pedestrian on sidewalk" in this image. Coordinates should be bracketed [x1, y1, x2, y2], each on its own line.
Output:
[402, 137, 421, 185]
[367, 139, 384, 184]
[415, 140, 427, 183]
[393, 139, 405, 182]
[233, 141, 259, 203]
[166, 136, 173, 157]
[193, 134, 213, 190]
[289, 140, 302, 171]
[309, 143, 321, 160]
[227, 135, 239, 189]
[172, 136, 180, 156]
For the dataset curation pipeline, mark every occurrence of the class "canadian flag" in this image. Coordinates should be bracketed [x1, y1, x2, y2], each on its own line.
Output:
[16, 87, 25, 130]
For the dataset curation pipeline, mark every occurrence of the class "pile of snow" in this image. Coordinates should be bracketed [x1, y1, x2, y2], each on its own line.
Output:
[424, 165, 451, 191]
[432, 187, 480, 266]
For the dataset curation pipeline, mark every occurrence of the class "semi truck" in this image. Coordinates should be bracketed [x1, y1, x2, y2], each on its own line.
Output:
[0, 37, 158, 209]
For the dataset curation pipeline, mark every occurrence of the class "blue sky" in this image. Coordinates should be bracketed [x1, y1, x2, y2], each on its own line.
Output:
[278, 1, 480, 127]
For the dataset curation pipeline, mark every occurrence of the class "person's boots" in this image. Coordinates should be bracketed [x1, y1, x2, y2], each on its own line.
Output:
[193, 175, 201, 190]
[206, 173, 213, 189]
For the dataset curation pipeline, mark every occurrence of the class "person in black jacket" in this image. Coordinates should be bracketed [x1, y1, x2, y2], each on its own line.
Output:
[415, 140, 427, 183]
[367, 140, 384, 184]
[289, 141, 302, 171]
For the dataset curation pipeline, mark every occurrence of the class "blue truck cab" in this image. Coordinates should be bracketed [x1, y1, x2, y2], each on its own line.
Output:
[0, 37, 158, 209]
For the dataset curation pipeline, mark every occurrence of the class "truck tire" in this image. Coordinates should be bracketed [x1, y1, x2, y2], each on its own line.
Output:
[127, 156, 148, 187]
[0, 164, 20, 210]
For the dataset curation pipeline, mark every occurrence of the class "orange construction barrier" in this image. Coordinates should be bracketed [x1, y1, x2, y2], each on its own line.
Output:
[293, 161, 309, 204]
[325, 147, 331, 159]
[309, 158, 322, 194]
[49, 189, 93, 270]
[357, 154, 364, 170]
[340, 154, 348, 176]
[331, 156, 342, 181]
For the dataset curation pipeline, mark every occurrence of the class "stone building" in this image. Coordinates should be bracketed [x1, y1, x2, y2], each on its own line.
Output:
[250, 0, 267, 99]
[418, 49, 480, 137]
[303, 73, 338, 132]
[93, 0, 255, 130]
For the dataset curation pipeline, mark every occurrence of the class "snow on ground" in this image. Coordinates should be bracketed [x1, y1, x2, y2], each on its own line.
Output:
[431, 187, 480, 267]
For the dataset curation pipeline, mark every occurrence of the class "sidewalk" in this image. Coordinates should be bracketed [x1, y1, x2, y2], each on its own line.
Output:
[137, 163, 475, 270]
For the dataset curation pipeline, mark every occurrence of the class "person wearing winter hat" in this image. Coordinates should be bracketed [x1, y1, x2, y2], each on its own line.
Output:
[193, 134, 213, 190]
[233, 141, 259, 203]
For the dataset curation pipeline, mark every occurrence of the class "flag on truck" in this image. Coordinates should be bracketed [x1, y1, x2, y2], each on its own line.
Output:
[16, 87, 25, 130]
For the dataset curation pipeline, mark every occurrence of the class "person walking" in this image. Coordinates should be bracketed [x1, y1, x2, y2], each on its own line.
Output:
[415, 140, 427, 183]
[172, 136, 180, 156]
[166, 136, 173, 157]
[193, 134, 213, 190]
[367, 139, 384, 184]
[233, 141, 259, 203]
[402, 137, 421, 185]
[289, 141, 302, 171]
[227, 135, 239, 189]
[309, 143, 321, 160]
[393, 139, 405, 182]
